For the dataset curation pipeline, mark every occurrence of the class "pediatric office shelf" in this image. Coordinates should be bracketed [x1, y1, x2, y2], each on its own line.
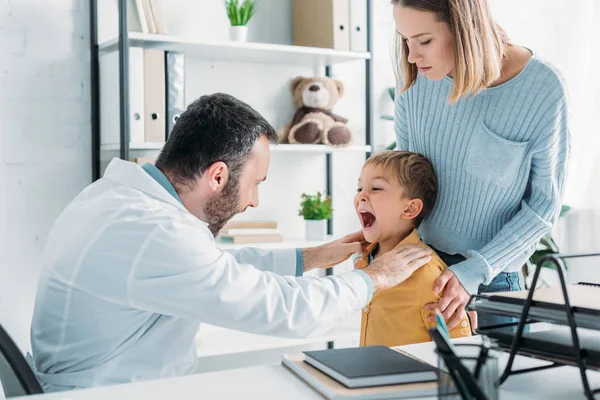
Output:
[101, 143, 373, 154]
[98, 32, 371, 67]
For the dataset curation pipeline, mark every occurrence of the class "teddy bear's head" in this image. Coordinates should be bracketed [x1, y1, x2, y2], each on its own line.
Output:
[290, 76, 344, 110]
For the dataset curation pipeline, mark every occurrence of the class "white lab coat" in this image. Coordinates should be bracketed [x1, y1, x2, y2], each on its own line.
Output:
[29, 158, 370, 391]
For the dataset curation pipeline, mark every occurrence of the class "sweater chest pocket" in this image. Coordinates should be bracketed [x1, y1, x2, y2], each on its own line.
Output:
[465, 122, 529, 188]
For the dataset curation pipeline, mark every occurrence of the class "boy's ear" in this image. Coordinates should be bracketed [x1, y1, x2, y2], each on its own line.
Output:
[401, 198, 423, 220]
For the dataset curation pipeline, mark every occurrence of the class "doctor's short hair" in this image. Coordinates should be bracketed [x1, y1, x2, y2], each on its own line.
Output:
[155, 93, 278, 185]
[364, 151, 438, 227]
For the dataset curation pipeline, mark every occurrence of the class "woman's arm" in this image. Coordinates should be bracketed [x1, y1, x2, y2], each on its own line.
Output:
[451, 89, 570, 294]
[428, 85, 570, 328]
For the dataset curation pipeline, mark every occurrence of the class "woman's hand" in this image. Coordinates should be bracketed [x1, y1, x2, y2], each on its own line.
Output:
[302, 231, 368, 271]
[424, 270, 471, 329]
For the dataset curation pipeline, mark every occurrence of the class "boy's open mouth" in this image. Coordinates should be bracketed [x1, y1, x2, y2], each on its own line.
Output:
[360, 211, 376, 229]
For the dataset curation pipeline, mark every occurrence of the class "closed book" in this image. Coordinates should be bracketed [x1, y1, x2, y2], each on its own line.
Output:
[223, 220, 278, 230]
[282, 354, 438, 399]
[219, 234, 283, 244]
[220, 228, 281, 236]
[303, 346, 437, 388]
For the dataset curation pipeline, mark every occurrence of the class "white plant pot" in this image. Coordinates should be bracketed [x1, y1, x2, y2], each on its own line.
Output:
[229, 25, 248, 42]
[305, 219, 328, 242]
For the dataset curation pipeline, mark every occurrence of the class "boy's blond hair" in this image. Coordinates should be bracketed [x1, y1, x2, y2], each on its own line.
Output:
[364, 151, 437, 227]
[392, 0, 510, 103]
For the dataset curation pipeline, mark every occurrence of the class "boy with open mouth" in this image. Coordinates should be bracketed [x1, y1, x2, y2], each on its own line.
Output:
[354, 151, 471, 346]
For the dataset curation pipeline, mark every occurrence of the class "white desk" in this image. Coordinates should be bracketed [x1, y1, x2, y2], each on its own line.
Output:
[18, 336, 600, 399]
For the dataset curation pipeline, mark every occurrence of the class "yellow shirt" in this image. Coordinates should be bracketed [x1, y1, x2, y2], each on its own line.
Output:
[357, 229, 471, 347]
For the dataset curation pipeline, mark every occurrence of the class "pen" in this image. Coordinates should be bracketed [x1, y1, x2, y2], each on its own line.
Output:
[435, 310, 450, 336]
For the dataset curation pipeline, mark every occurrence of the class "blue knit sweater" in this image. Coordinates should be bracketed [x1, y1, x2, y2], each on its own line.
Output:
[394, 55, 570, 294]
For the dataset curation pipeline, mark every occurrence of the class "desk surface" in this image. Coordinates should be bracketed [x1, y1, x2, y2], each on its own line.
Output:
[19, 336, 600, 399]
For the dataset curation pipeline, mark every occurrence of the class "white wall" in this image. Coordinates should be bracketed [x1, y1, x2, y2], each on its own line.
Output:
[489, 0, 600, 282]
[0, 0, 91, 351]
[2, 0, 597, 355]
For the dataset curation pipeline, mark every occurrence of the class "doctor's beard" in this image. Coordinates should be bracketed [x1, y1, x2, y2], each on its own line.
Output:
[202, 175, 242, 237]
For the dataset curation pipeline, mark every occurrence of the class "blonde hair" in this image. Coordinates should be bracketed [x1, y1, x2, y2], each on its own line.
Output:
[392, 0, 510, 103]
[364, 151, 438, 227]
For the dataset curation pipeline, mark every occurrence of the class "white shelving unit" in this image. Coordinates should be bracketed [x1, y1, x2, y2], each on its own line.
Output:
[98, 32, 371, 66]
[91, 1, 373, 368]
[101, 142, 372, 154]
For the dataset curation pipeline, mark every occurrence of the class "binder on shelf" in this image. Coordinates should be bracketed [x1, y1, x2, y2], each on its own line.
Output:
[140, 0, 156, 33]
[98, 48, 145, 146]
[292, 0, 350, 51]
[349, 0, 367, 52]
[165, 52, 185, 137]
[147, 0, 168, 34]
[129, 48, 146, 143]
[143, 49, 166, 143]
[133, 0, 149, 33]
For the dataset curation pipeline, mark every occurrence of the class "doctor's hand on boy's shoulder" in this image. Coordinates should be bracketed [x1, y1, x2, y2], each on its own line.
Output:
[362, 245, 433, 292]
[424, 270, 472, 330]
[302, 231, 369, 272]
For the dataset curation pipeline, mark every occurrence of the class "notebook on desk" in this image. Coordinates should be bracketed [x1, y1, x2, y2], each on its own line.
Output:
[282, 354, 438, 400]
[303, 346, 438, 388]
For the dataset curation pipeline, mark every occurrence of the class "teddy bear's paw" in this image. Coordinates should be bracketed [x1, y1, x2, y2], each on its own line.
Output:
[325, 126, 353, 147]
[291, 122, 322, 144]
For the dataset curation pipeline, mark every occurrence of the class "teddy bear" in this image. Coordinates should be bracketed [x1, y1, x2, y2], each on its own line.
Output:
[278, 76, 353, 147]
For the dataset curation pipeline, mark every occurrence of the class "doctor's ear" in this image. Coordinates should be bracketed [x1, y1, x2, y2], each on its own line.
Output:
[401, 198, 423, 220]
[205, 161, 229, 192]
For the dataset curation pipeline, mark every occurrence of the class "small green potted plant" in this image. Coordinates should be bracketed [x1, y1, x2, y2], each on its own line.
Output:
[225, 0, 257, 42]
[298, 192, 333, 241]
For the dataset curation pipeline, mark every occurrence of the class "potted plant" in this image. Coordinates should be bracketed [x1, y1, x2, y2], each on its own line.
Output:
[225, 0, 257, 42]
[298, 192, 333, 241]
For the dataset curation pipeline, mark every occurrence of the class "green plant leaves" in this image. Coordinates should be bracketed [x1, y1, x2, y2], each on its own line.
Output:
[298, 192, 333, 220]
[225, 0, 257, 26]
[388, 87, 395, 101]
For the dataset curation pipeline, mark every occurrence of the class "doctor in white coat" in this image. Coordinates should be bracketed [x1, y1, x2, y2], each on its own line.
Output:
[30, 93, 432, 392]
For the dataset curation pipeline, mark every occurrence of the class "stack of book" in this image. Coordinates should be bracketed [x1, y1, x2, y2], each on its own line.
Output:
[218, 220, 283, 244]
[282, 346, 439, 399]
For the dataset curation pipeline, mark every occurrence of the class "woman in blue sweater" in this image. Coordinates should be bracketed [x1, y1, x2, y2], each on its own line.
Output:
[391, 0, 570, 329]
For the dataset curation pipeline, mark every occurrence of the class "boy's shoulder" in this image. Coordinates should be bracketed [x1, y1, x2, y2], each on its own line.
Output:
[412, 241, 447, 281]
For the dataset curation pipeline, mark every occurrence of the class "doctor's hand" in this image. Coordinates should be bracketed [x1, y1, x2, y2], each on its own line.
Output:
[424, 270, 471, 330]
[302, 231, 367, 271]
[362, 245, 432, 292]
